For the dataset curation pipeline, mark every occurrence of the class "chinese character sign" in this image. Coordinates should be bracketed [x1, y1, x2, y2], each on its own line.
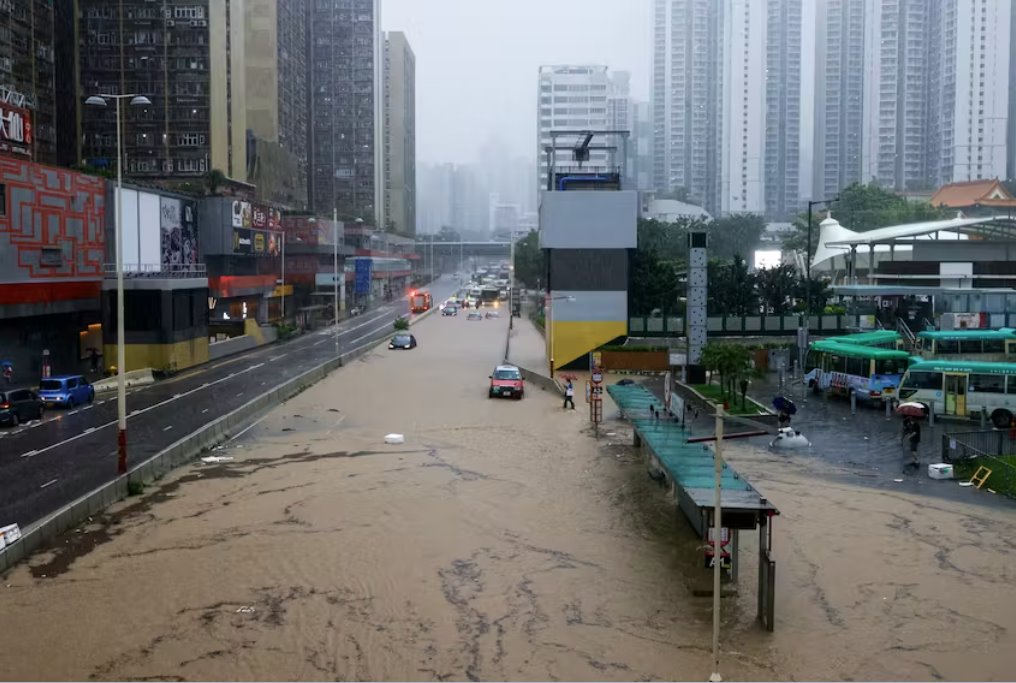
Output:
[0, 102, 32, 157]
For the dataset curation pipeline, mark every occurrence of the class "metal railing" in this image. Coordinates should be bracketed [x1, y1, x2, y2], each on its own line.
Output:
[941, 429, 1016, 499]
[103, 263, 207, 278]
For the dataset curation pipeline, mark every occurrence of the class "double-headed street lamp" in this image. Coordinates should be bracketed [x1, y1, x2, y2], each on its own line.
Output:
[804, 195, 839, 310]
[86, 93, 152, 475]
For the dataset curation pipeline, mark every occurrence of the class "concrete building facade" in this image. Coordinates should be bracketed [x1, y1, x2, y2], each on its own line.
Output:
[536, 65, 610, 192]
[76, 0, 247, 181]
[0, 0, 58, 165]
[813, 0, 866, 200]
[651, 0, 725, 213]
[308, 0, 381, 221]
[243, 0, 309, 208]
[383, 31, 416, 238]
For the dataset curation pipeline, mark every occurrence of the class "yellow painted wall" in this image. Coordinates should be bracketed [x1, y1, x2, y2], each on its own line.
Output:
[103, 337, 210, 374]
[549, 320, 627, 369]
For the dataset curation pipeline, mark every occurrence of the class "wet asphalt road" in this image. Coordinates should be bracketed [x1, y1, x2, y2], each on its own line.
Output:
[0, 280, 460, 530]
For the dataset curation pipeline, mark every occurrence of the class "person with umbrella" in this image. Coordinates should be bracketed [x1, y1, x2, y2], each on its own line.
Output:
[773, 396, 796, 429]
[896, 402, 926, 470]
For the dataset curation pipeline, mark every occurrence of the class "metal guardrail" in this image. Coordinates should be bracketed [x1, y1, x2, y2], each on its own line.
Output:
[103, 263, 207, 278]
[941, 429, 1016, 499]
[628, 313, 880, 337]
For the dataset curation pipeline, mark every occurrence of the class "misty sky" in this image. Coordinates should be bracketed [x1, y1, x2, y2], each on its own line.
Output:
[382, 0, 650, 165]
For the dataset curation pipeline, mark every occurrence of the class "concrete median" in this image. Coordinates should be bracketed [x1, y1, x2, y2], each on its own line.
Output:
[0, 308, 432, 575]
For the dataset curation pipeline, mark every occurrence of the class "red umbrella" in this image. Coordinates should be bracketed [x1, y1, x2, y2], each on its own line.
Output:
[895, 401, 928, 418]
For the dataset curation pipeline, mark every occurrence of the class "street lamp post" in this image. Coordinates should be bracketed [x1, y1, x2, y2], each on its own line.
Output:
[802, 195, 838, 371]
[333, 209, 340, 357]
[546, 294, 575, 379]
[86, 92, 151, 476]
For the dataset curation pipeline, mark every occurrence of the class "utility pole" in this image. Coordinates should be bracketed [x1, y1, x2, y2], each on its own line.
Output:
[333, 208, 339, 358]
[710, 403, 725, 682]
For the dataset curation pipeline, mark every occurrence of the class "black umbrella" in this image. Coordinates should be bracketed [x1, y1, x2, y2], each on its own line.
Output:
[773, 396, 797, 415]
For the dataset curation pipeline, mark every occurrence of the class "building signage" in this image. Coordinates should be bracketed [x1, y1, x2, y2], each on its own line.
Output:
[354, 258, 373, 294]
[232, 199, 281, 230]
[0, 100, 32, 157]
[233, 228, 282, 256]
[160, 197, 198, 269]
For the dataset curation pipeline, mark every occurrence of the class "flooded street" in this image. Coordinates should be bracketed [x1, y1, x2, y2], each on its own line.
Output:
[1, 312, 1015, 680]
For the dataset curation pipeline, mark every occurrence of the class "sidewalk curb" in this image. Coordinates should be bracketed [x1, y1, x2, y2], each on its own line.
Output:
[0, 304, 436, 576]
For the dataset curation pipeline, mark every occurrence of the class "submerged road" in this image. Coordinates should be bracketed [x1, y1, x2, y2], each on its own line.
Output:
[0, 279, 459, 529]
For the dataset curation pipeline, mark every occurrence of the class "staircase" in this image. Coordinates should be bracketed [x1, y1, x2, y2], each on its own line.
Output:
[897, 318, 918, 352]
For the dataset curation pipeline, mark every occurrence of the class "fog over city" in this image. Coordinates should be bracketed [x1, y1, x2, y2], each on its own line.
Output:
[382, 0, 650, 165]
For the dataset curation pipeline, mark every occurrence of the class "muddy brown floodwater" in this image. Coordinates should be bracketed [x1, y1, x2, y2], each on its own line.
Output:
[2, 312, 1015, 681]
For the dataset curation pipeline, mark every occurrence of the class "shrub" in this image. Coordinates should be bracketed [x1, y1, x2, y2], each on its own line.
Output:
[393, 316, 410, 331]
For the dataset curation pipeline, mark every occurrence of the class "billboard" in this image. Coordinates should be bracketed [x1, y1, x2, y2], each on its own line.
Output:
[0, 100, 32, 158]
[232, 227, 282, 256]
[160, 197, 198, 269]
[232, 200, 281, 230]
[354, 258, 373, 294]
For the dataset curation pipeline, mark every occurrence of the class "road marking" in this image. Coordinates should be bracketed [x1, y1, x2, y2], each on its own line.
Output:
[18, 361, 268, 461]
[201, 408, 210, 414]
[84, 427, 96, 434]
[229, 413, 270, 442]
[163, 425, 174, 432]
[313, 339, 328, 346]
[40, 478, 59, 489]
[236, 392, 244, 398]
[173, 394, 182, 399]
[96, 400, 107, 405]
[82, 405, 95, 411]
[20, 450, 38, 458]
[68, 410, 79, 416]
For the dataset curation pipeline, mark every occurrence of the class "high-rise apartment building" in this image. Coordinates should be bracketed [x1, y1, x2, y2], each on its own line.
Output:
[536, 65, 611, 192]
[1, 0, 57, 164]
[383, 31, 416, 238]
[813, 0, 865, 200]
[631, 101, 654, 191]
[244, 0, 309, 207]
[651, 0, 725, 213]
[308, 0, 382, 221]
[764, 0, 814, 219]
[860, 0, 929, 191]
[720, 0, 766, 214]
[926, 0, 1012, 186]
[77, 0, 247, 180]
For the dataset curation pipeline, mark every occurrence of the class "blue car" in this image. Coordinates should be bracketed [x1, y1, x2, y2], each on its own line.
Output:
[38, 375, 95, 408]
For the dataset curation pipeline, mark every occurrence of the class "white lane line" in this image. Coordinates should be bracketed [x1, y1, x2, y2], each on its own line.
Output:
[40, 478, 59, 489]
[68, 410, 79, 416]
[201, 408, 210, 414]
[20, 361, 267, 461]
[173, 394, 182, 399]
[163, 425, 174, 432]
[96, 400, 107, 405]
[235, 392, 244, 398]
[228, 413, 270, 442]
[269, 354, 287, 362]
[82, 405, 95, 411]
[28, 422, 43, 429]
[84, 427, 96, 434]
[313, 339, 328, 346]
[20, 450, 38, 459]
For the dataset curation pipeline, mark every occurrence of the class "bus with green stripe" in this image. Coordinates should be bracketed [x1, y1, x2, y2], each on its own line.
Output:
[915, 328, 1016, 362]
[824, 330, 903, 350]
[898, 359, 1016, 426]
[804, 340, 915, 400]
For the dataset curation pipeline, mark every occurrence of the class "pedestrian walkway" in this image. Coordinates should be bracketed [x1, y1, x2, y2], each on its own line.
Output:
[508, 317, 548, 375]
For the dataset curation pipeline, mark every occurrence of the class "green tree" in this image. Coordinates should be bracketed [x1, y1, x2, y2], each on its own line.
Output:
[513, 230, 546, 289]
[755, 264, 798, 315]
[700, 342, 752, 401]
[630, 247, 682, 315]
[783, 182, 946, 258]
[707, 213, 766, 261]
[205, 169, 226, 196]
[707, 255, 758, 316]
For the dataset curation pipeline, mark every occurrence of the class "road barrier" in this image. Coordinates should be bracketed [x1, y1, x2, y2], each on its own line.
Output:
[0, 307, 436, 575]
[92, 368, 155, 393]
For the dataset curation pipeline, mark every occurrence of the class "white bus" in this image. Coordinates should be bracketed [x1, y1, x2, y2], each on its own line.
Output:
[898, 360, 1016, 427]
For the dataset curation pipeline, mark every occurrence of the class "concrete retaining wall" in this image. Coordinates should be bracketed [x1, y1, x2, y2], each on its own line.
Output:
[92, 368, 155, 393]
[0, 309, 433, 575]
[209, 335, 258, 360]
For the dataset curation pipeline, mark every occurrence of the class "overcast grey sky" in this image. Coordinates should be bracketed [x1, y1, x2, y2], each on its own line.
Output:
[382, 0, 650, 165]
